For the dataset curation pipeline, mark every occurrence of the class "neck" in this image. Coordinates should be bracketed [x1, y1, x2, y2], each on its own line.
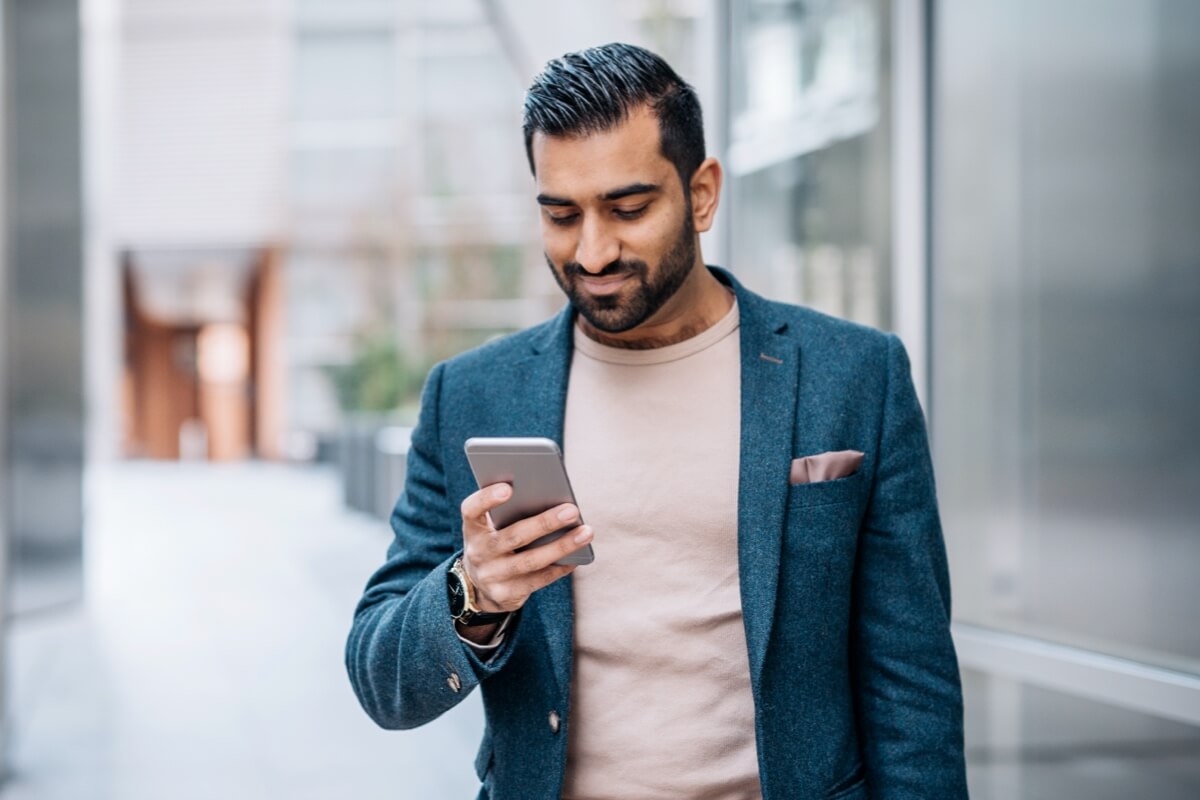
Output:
[577, 263, 734, 350]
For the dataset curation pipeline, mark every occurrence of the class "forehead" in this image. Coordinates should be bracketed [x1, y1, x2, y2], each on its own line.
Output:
[531, 105, 676, 199]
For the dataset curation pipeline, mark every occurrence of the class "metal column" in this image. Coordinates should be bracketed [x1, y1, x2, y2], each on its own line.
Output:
[3, 0, 85, 617]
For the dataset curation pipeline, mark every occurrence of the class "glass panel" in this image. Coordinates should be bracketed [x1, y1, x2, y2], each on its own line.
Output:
[933, 0, 1200, 670]
[963, 669, 1200, 799]
[292, 30, 396, 121]
[731, 138, 891, 326]
[728, 0, 891, 328]
[290, 147, 396, 216]
[731, 0, 880, 133]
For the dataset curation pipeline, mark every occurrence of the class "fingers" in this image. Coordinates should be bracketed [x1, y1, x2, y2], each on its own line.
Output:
[476, 562, 578, 613]
[508, 525, 593, 578]
[460, 484, 579, 554]
[466, 525, 593, 613]
[498, 503, 580, 552]
[473, 523, 591, 583]
[522, 562, 579, 597]
[459, 490, 591, 614]
[460, 483, 512, 534]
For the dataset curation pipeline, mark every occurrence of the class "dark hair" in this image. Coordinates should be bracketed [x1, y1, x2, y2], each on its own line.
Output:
[522, 43, 705, 190]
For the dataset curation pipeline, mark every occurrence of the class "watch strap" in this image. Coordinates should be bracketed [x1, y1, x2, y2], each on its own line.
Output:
[457, 607, 510, 627]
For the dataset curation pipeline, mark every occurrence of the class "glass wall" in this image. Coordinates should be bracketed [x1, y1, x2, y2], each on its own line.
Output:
[728, 0, 892, 329]
[933, 0, 1200, 673]
[963, 669, 1200, 798]
[933, 6, 1200, 792]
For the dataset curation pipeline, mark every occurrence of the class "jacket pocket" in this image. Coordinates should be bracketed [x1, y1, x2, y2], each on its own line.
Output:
[474, 729, 494, 780]
[787, 469, 866, 509]
[826, 762, 867, 799]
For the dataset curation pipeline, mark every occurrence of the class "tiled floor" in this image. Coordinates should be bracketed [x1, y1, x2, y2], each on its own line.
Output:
[3, 462, 484, 800]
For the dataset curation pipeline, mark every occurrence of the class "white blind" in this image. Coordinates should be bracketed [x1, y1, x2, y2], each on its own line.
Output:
[115, 0, 288, 247]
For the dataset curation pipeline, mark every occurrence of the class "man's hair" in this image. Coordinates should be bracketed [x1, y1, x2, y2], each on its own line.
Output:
[522, 43, 705, 190]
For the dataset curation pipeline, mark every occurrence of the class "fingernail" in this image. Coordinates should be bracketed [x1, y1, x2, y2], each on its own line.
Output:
[558, 505, 577, 522]
[573, 526, 592, 544]
[494, 484, 510, 499]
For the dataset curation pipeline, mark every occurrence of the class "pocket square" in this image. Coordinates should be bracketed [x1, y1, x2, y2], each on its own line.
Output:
[789, 450, 865, 485]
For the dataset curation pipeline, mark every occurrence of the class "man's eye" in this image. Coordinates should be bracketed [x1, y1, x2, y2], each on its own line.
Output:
[548, 213, 578, 226]
[614, 205, 648, 220]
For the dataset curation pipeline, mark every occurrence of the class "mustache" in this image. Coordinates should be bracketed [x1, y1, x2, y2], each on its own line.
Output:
[562, 259, 646, 279]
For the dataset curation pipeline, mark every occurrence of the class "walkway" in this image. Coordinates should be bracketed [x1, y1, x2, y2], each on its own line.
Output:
[4, 461, 483, 799]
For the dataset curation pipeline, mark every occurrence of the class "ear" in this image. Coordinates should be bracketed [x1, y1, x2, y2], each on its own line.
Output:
[688, 157, 723, 233]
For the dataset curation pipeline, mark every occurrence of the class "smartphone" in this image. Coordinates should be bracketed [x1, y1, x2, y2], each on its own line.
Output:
[463, 437, 594, 566]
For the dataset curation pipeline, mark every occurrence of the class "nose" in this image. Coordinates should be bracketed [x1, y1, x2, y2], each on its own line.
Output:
[573, 217, 620, 273]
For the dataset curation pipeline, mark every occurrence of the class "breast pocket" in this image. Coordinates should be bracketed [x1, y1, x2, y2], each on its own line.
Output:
[787, 469, 867, 509]
[784, 470, 866, 582]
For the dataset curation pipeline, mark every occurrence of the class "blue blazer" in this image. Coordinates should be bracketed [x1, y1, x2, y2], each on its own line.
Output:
[347, 268, 968, 799]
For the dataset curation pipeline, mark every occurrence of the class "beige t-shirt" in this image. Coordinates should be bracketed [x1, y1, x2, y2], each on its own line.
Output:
[561, 301, 762, 800]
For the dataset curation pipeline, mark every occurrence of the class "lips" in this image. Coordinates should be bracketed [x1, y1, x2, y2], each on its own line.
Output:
[576, 273, 631, 296]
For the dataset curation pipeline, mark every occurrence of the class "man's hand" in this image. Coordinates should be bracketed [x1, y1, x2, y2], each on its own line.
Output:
[457, 483, 593, 643]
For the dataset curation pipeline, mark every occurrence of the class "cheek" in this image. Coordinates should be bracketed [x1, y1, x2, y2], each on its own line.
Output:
[637, 211, 685, 260]
[539, 222, 574, 262]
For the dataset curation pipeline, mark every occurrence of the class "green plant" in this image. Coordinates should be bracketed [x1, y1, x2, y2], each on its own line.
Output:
[324, 333, 426, 414]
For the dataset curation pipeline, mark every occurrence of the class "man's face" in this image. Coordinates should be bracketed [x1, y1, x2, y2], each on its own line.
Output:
[531, 105, 697, 334]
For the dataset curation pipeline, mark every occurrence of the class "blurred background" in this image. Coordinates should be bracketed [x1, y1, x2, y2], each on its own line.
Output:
[0, 0, 1197, 797]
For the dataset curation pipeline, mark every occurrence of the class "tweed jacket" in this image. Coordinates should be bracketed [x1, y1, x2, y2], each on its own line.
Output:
[346, 267, 968, 799]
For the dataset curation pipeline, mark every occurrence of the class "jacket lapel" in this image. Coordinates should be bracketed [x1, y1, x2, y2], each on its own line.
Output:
[729, 276, 800, 691]
[524, 273, 800, 697]
[522, 306, 576, 698]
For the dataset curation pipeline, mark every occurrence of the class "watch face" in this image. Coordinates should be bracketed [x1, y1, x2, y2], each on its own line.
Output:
[447, 571, 467, 617]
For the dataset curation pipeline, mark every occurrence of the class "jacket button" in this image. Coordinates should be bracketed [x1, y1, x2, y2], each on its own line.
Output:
[548, 710, 560, 734]
[447, 672, 462, 693]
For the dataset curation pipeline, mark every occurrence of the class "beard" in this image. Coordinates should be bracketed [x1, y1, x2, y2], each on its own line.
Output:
[546, 212, 697, 335]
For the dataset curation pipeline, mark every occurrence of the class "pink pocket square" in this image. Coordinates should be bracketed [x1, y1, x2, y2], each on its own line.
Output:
[789, 450, 865, 485]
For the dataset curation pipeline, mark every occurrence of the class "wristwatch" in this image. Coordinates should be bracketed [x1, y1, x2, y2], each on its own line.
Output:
[447, 558, 509, 627]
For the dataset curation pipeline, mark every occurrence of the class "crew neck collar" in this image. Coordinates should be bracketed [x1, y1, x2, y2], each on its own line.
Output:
[573, 299, 740, 366]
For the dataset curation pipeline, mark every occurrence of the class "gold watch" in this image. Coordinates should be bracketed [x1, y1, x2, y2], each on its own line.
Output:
[447, 558, 509, 627]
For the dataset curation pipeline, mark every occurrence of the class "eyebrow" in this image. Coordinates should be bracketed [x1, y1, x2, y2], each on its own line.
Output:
[536, 182, 661, 207]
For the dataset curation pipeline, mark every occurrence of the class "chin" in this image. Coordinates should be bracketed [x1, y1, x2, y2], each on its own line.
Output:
[578, 308, 637, 334]
[572, 299, 638, 333]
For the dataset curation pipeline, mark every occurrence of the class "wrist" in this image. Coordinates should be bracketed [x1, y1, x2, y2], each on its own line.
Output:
[447, 558, 510, 627]
[455, 619, 501, 645]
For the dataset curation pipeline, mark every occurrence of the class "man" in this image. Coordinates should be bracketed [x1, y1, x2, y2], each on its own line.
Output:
[347, 43, 967, 800]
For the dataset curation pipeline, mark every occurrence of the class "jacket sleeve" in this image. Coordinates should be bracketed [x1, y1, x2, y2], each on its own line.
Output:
[345, 362, 521, 730]
[850, 334, 968, 798]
